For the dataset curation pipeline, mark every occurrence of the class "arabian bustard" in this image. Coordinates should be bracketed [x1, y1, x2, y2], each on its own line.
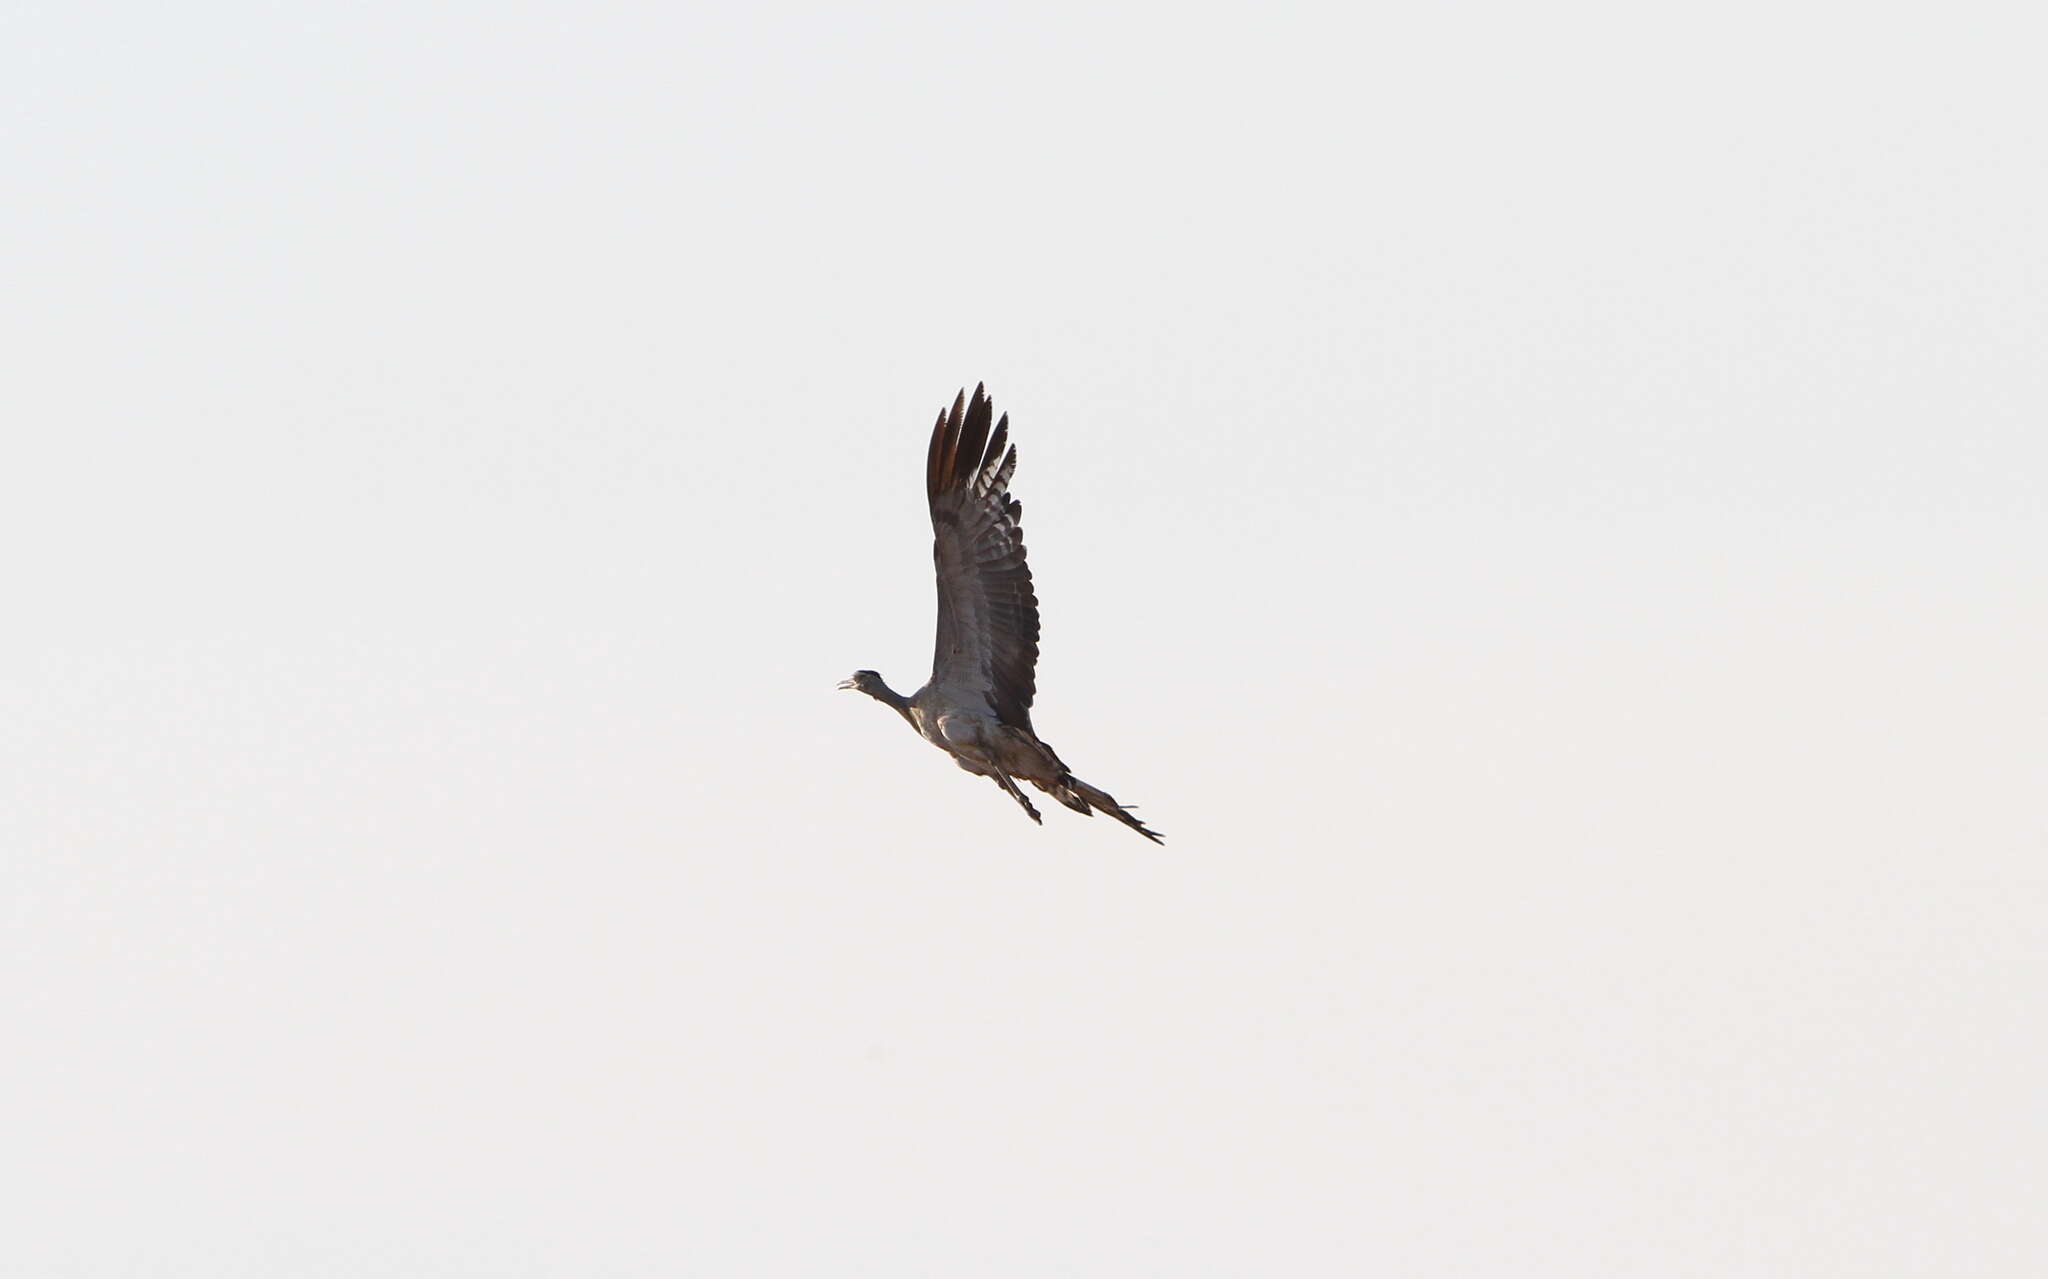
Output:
[839, 385, 1162, 843]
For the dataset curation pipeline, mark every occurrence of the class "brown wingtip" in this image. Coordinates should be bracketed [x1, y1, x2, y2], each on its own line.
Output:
[928, 390, 968, 504]
[953, 385, 994, 492]
[927, 383, 1004, 504]
[926, 407, 948, 503]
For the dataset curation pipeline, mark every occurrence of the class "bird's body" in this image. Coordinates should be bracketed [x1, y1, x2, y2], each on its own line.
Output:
[840, 385, 1162, 843]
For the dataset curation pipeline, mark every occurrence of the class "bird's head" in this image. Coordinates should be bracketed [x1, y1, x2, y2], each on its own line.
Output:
[838, 669, 911, 714]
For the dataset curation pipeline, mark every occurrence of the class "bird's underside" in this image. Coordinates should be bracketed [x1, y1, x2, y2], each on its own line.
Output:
[838, 384, 1162, 844]
[911, 696, 1161, 843]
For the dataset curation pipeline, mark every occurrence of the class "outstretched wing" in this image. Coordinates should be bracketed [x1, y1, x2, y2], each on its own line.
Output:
[925, 384, 1039, 729]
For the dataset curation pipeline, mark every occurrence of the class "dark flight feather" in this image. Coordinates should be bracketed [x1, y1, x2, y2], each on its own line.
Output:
[926, 383, 1040, 729]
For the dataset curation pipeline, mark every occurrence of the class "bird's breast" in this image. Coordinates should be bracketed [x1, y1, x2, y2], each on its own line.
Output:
[915, 705, 994, 751]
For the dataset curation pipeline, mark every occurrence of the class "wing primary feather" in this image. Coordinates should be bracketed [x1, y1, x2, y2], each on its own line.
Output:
[953, 387, 993, 495]
[977, 417, 1009, 493]
[925, 405, 951, 506]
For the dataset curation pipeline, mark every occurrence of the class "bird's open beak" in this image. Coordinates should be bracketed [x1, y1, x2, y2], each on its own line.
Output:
[836, 677, 858, 690]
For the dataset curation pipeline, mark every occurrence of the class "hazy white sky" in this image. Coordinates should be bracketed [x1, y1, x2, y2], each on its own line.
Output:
[5, 2, 2044, 1275]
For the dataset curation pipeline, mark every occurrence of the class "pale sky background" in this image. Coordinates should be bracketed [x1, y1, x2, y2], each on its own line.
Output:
[5, 2, 2044, 1275]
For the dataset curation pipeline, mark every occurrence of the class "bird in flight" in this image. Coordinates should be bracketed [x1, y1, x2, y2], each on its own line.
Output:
[840, 385, 1163, 843]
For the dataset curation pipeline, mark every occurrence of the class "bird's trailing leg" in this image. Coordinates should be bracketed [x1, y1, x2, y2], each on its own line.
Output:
[988, 765, 1043, 824]
[1061, 774, 1164, 844]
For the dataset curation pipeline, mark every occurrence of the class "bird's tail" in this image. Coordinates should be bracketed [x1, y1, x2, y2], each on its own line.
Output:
[1046, 773, 1164, 844]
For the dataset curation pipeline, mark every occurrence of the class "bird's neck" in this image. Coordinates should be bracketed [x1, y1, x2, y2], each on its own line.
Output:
[866, 680, 917, 727]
